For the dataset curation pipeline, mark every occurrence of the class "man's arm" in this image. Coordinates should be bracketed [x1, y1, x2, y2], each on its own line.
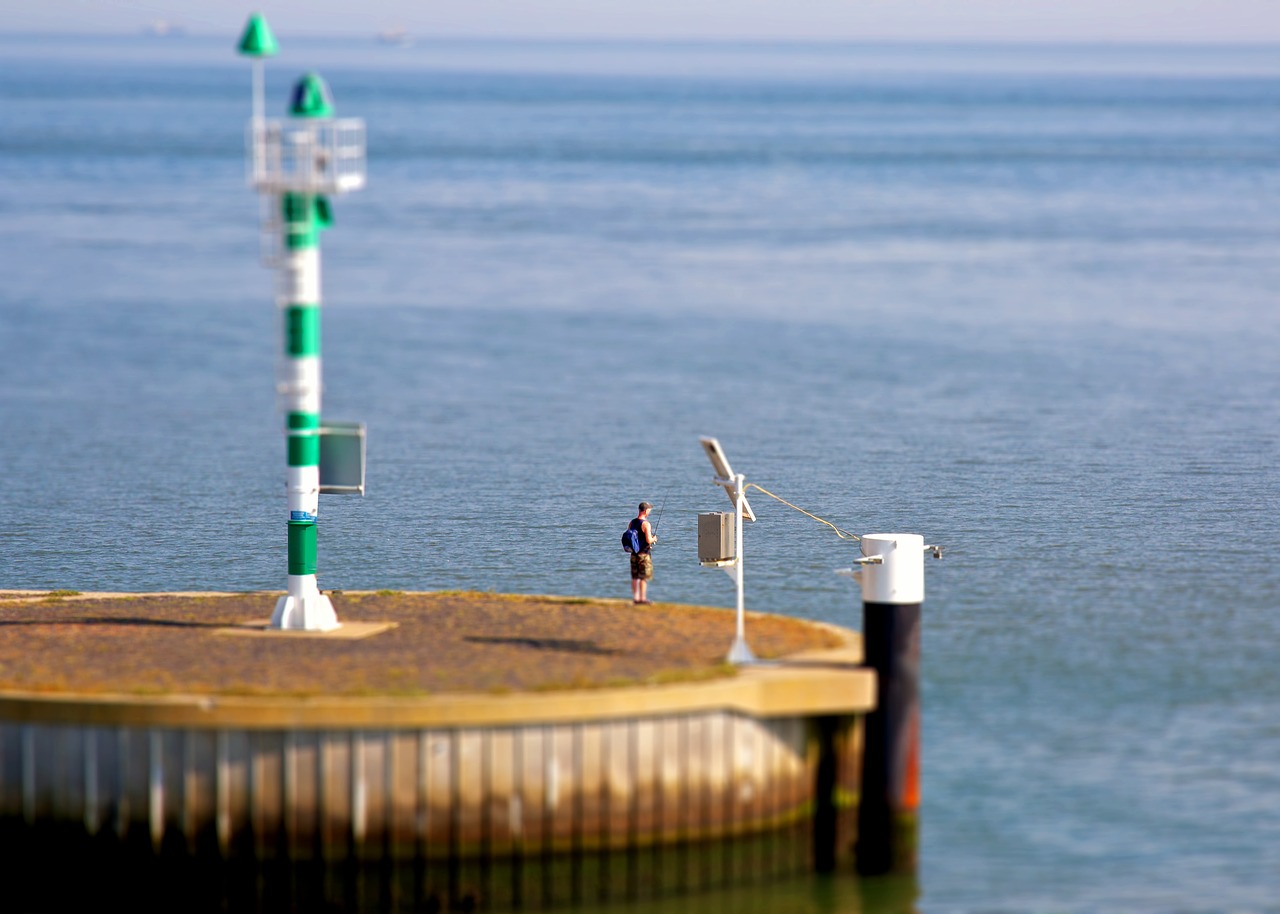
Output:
[642, 519, 656, 546]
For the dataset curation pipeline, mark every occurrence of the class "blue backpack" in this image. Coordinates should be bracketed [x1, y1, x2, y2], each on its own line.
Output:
[622, 523, 642, 554]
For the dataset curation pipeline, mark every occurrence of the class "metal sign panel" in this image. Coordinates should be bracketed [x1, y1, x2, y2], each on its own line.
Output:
[319, 421, 365, 495]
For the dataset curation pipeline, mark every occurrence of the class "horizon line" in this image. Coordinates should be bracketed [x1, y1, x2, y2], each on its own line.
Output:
[4, 29, 1280, 49]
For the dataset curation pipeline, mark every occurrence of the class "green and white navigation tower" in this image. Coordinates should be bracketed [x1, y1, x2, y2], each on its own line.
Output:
[239, 14, 367, 630]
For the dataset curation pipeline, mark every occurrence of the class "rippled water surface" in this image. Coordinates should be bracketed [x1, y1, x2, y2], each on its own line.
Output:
[1, 34, 1278, 913]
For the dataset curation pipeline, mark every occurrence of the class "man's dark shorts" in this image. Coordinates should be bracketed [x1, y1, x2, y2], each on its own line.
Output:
[630, 552, 653, 581]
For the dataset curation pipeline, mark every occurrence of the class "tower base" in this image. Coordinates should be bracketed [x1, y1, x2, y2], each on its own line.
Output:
[726, 635, 757, 665]
[271, 591, 339, 631]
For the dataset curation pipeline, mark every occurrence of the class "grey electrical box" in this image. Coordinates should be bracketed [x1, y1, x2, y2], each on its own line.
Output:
[698, 512, 736, 565]
[318, 421, 366, 495]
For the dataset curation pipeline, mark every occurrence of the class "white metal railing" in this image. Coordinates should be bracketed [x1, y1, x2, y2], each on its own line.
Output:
[248, 118, 365, 266]
[246, 118, 366, 195]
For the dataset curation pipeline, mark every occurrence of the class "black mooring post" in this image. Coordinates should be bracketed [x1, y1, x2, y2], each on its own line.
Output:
[856, 601, 921, 875]
[854, 534, 925, 877]
[812, 715, 839, 873]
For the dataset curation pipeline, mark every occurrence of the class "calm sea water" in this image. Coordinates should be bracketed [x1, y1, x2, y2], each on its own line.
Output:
[2, 34, 1279, 913]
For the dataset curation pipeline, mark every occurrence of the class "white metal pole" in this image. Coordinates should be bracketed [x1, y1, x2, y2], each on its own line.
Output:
[727, 472, 755, 664]
[735, 473, 744, 637]
[270, 235, 338, 631]
[252, 60, 264, 126]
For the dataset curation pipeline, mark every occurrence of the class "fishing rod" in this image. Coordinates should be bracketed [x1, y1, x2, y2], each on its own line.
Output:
[650, 490, 668, 541]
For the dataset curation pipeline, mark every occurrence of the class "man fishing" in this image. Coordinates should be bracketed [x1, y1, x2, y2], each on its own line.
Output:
[627, 502, 658, 604]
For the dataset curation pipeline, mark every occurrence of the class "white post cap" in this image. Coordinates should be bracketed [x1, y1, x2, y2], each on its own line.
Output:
[860, 533, 925, 605]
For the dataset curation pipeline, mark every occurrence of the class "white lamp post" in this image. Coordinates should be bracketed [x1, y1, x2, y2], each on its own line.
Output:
[699, 437, 757, 664]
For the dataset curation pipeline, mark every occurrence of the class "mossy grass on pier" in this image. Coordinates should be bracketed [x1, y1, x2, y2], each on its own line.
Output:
[0, 590, 842, 699]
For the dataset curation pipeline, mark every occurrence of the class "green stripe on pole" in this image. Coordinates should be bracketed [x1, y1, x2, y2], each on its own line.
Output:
[287, 432, 320, 466]
[287, 521, 317, 576]
[283, 193, 332, 250]
[287, 411, 320, 430]
[285, 306, 321, 357]
[283, 193, 318, 250]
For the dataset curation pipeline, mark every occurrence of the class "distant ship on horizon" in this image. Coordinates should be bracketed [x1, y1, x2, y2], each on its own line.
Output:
[144, 19, 186, 38]
[376, 26, 413, 47]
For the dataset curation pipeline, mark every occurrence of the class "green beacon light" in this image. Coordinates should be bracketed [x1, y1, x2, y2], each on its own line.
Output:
[238, 13, 277, 127]
[290, 72, 335, 119]
[237, 13, 278, 58]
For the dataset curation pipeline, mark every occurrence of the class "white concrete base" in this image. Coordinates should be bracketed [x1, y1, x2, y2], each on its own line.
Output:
[270, 592, 340, 631]
[219, 620, 394, 639]
[726, 635, 757, 665]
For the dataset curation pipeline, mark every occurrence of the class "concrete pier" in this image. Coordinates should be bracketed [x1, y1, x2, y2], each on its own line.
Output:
[0, 591, 874, 910]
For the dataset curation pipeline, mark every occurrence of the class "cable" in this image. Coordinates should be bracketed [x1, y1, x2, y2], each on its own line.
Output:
[744, 483, 860, 542]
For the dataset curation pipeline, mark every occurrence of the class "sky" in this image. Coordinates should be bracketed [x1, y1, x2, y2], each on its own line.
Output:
[3, 0, 1280, 43]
